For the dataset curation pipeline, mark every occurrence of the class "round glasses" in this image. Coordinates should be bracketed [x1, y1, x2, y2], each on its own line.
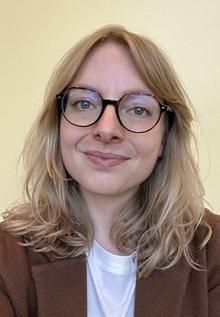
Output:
[56, 87, 173, 133]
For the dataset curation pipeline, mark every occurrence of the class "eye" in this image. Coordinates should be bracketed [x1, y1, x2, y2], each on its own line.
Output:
[133, 107, 146, 115]
[75, 100, 95, 110]
[129, 106, 150, 116]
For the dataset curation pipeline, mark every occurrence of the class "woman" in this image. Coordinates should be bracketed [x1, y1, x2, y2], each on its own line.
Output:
[0, 25, 219, 317]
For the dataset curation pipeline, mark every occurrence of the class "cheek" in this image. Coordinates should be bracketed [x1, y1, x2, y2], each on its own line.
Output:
[59, 119, 78, 164]
[135, 127, 165, 160]
[137, 142, 162, 182]
[60, 118, 81, 149]
[138, 141, 162, 169]
[59, 119, 90, 177]
[131, 126, 165, 179]
[60, 120, 71, 153]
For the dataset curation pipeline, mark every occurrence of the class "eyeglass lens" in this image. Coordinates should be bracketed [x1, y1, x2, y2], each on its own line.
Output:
[62, 88, 162, 133]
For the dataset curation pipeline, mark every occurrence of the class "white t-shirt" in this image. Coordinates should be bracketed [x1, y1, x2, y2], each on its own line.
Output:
[87, 240, 137, 317]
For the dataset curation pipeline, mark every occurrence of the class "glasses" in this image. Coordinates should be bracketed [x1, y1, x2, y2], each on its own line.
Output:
[56, 87, 173, 133]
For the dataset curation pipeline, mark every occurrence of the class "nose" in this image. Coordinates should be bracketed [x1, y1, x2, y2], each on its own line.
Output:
[92, 105, 125, 143]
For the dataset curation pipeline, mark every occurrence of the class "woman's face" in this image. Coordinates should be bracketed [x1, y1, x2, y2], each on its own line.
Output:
[60, 41, 165, 199]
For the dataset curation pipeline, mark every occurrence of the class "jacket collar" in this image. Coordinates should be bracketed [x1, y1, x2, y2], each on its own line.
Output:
[31, 254, 189, 317]
[31, 255, 87, 317]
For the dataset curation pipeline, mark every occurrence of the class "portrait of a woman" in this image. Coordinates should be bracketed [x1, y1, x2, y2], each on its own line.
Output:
[0, 25, 219, 317]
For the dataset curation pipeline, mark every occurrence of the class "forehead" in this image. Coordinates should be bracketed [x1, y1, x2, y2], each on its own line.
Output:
[72, 41, 150, 97]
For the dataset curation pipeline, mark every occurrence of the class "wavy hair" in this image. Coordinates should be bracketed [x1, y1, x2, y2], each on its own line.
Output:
[2, 25, 211, 278]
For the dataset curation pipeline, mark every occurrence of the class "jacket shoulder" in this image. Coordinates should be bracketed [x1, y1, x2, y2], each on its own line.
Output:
[202, 211, 220, 315]
[0, 223, 53, 316]
[0, 222, 50, 266]
[204, 209, 220, 229]
[204, 210, 220, 263]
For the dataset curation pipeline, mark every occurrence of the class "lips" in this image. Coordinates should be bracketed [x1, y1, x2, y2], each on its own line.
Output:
[84, 151, 129, 168]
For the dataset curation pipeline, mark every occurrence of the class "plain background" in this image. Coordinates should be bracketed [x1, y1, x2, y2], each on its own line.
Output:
[0, 0, 219, 216]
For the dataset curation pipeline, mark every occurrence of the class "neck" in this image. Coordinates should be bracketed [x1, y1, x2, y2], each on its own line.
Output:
[79, 188, 136, 254]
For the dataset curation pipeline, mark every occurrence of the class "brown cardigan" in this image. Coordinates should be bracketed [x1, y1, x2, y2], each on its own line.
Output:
[0, 211, 220, 317]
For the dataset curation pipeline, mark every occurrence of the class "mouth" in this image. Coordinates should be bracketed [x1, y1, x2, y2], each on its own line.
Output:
[84, 151, 129, 168]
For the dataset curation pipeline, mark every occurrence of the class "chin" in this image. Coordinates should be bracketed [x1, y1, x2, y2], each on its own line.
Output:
[79, 179, 139, 199]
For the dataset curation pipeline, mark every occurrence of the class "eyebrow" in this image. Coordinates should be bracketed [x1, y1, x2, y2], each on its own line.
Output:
[70, 84, 152, 99]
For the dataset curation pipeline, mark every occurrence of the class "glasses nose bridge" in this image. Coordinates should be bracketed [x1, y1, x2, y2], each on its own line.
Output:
[98, 98, 122, 126]
[101, 98, 120, 119]
[102, 98, 119, 110]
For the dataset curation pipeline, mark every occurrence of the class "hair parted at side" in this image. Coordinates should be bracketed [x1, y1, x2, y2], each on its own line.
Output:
[2, 24, 212, 278]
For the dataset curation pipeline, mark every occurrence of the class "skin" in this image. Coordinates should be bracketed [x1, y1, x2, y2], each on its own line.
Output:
[60, 41, 165, 253]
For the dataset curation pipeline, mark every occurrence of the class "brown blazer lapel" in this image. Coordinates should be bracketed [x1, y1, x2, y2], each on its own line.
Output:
[30, 252, 191, 317]
[31, 256, 87, 317]
[134, 259, 191, 317]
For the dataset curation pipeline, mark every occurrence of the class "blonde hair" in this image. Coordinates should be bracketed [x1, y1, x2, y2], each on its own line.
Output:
[2, 25, 211, 278]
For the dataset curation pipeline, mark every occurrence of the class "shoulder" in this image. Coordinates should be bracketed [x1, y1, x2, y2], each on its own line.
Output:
[204, 210, 220, 259]
[194, 209, 220, 244]
[0, 222, 50, 269]
[196, 209, 220, 255]
[199, 210, 220, 290]
[190, 210, 220, 274]
[204, 209, 220, 229]
[0, 223, 29, 278]
[203, 209, 220, 252]
[0, 223, 24, 261]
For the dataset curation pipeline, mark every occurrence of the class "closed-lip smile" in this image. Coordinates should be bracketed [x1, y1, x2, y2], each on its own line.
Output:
[84, 151, 129, 168]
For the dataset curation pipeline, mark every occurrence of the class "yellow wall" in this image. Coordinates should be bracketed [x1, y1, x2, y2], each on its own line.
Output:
[0, 0, 219, 215]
